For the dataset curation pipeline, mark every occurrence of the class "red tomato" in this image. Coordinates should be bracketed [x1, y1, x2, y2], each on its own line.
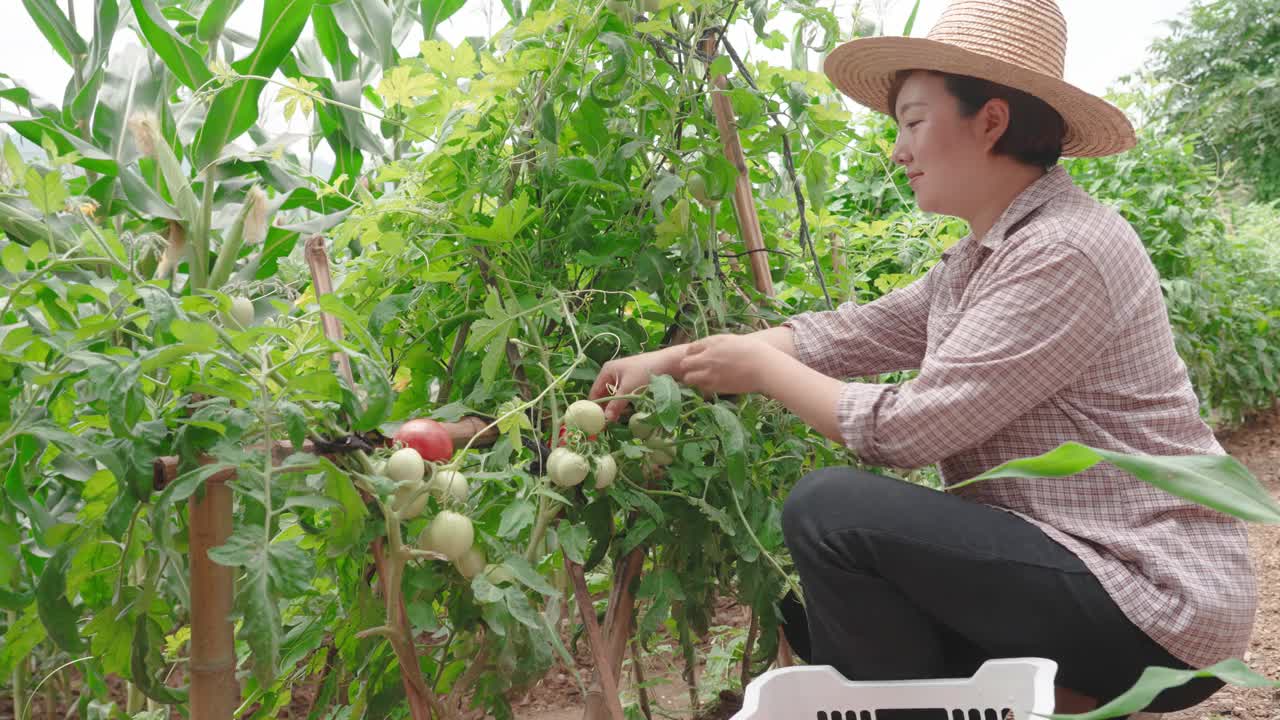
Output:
[394, 419, 454, 462]
[556, 426, 596, 446]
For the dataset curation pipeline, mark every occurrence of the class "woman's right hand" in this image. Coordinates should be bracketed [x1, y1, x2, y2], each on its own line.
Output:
[588, 346, 685, 423]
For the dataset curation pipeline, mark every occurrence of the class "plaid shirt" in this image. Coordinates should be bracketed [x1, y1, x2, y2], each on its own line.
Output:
[783, 165, 1256, 669]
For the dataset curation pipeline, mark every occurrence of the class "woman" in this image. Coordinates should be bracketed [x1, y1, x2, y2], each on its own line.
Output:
[588, 0, 1256, 714]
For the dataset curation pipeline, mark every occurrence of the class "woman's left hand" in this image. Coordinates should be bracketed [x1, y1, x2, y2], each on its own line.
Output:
[678, 334, 776, 396]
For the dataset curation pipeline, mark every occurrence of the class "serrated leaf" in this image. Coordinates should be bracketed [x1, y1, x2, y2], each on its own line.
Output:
[709, 403, 746, 483]
[649, 373, 680, 429]
[500, 556, 557, 597]
[498, 500, 536, 539]
[25, 167, 67, 215]
[557, 520, 590, 564]
[36, 544, 85, 653]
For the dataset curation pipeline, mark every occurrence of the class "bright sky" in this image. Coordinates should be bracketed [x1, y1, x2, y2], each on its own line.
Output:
[0, 0, 1192, 157]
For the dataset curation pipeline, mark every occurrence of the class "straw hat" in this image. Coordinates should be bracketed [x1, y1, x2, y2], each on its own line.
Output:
[823, 0, 1136, 157]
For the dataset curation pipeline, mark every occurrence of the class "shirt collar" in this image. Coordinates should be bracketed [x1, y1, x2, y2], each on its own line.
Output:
[941, 164, 1074, 260]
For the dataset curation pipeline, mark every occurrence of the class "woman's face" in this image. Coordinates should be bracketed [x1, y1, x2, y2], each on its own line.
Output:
[891, 72, 995, 217]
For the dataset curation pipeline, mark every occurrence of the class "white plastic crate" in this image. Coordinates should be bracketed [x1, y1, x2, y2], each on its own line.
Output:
[730, 658, 1058, 720]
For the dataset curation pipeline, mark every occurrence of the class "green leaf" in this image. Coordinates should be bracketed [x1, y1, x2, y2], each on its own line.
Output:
[131, 614, 188, 704]
[209, 526, 313, 684]
[901, 0, 922, 36]
[65, 0, 122, 124]
[198, 0, 245, 43]
[1, 244, 26, 274]
[94, 45, 166, 167]
[557, 520, 590, 564]
[353, 359, 393, 432]
[559, 157, 597, 182]
[321, 458, 368, 553]
[130, 0, 214, 91]
[0, 606, 47, 677]
[504, 586, 542, 630]
[331, 0, 396, 70]
[312, 5, 359, 80]
[36, 545, 86, 653]
[279, 401, 308, 451]
[710, 56, 732, 77]
[156, 461, 236, 508]
[498, 500, 536, 539]
[1051, 659, 1280, 720]
[3, 137, 27, 181]
[570, 97, 608, 155]
[421, 0, 467, 40]
[169, 319, 219, 349]
[194, 0, 315, 169]
[499, 556, 558, 597]
[24, 167, 67, 215]
[649, 373, 680, 429]
[952, 442, 1280, 524]
[22, 0, 87, 67]
[709, 403, 747, 482]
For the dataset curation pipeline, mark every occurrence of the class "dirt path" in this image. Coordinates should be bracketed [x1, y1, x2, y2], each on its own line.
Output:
[517, 404, 1280, 720]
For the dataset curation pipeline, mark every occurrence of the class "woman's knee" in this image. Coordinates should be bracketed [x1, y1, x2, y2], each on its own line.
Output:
[781, 467, 898, 549]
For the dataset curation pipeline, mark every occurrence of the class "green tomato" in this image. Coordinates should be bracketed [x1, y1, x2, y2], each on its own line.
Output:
[645, 435, 675, 466]
[594, 454, 618, 489]
[628, 412, 656, 440]
[689, 173, 715, 208]
[386, 447, 425, 485]
[429, 469, 470, 505]
[565, 400, 607, 435]
[392, 480, 429, 518]
[228, 296, 254, 328]
[548, 447, 590, 487]
[455, 546, 487, 579]
[417, 511, 474, 560]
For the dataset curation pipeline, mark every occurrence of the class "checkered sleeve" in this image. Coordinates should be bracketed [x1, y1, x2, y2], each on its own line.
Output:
[835, 242, 1115, 469]
[782, 262, 939, 378]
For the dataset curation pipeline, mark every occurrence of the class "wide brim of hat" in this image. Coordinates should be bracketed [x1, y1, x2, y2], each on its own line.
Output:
[824, 36, 1136, 158]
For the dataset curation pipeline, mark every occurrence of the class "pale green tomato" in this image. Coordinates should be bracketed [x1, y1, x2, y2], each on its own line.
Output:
[485, 564, 515, 585]
[393, 480, 429, 518]
[628, 412, 655, 440]
[386, 447, 425, 485]
[417, 511, 474, 560]
[645, 435, 675, 466]
[229, 296, 254, 328]
[428, 469, 470, 504]
[594, 454, 617, 489]
[565, 400, 607, 435]
[455, 546, 487, 579]
[548, 447, 590, 487]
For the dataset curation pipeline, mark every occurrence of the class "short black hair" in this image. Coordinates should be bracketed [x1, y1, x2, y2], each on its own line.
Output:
[888, 70, 1066, 168]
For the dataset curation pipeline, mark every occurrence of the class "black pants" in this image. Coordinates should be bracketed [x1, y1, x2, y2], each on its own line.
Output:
[779, 467, 1224, 714]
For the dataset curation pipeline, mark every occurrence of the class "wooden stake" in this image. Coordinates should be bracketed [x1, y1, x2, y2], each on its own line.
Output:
[581, 546, 645, 720]
[565, 558, 625, 720]
[303, 235, 356, 392]
[189, 472, 237, 720]
[702, 31, 774, 300]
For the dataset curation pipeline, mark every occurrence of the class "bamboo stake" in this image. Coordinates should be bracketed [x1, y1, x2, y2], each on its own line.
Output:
[701, 31, 774, 299]
[303, 235, 356, 392]
[189, 471, 237, 720]
[565, 558, 625, 720]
